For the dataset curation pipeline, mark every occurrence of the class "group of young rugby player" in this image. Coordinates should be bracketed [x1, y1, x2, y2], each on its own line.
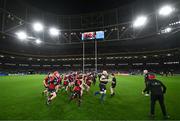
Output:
[42, 70, 116, 106]
[42, 70, 170, 119]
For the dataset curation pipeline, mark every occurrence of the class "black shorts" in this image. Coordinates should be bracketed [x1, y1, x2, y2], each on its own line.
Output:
[111, 84, 116, 88]
[48, 89, 56, 93]
[72, 91, 81, 99]
[99, 84, 106, 92]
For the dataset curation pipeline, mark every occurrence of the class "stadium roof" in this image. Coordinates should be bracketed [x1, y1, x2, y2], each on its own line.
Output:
[18, 0, 135, 15]
[1, 0, 180, 57]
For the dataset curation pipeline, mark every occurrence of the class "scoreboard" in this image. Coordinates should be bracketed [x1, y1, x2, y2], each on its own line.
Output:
[81, 32, 96, 40]
[81, 31, 104, 41]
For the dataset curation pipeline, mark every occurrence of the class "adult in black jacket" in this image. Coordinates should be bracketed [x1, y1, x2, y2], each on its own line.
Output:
[143, 74, 169, 119]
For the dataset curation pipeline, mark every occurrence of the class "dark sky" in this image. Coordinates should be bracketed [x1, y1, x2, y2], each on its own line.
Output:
[19, 0, 135, 15]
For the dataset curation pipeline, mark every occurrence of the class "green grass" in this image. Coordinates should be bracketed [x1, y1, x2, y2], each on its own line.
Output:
[0, 75, 179, 120]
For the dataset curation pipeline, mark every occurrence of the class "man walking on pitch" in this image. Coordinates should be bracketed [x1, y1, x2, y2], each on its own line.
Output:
[142, 73, 169, 119]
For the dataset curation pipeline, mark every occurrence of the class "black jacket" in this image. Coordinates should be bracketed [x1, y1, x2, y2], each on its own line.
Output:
[143, 79, 166, 95]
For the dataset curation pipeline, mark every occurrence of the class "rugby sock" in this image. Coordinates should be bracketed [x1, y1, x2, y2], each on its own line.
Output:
[78, 99, 81, 107]
[100, 93, 106, 102]
[94, 91, 100, 96]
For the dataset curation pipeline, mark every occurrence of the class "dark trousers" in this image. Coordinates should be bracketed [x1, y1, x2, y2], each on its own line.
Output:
[150, 95, 167, 116]
[145, 82, 149, 94]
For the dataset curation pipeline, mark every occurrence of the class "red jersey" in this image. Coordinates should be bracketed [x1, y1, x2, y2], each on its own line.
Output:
[68, 75, 74, 82]
[63, 75, 69, 86]
[48, 76, 56, 90]
[74, 79, 82, 91]
[56, 76, 62, 85]
[86, 76, 92, 86]
[75, 79, 82, 86]
[73, 86, 81, 91]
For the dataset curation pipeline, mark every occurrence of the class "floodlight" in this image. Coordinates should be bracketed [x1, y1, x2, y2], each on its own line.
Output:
[15, 31, 27, 40]
[0, 55, 4, 58]
[167, 53, 171, 56]
[133, 16, 148, 28]
[49, 27, 59, 36]
[33, 22, 44, 32]
[35, 39, 42, 44]
[164, 27, 172, 33]
[159, 5, 174, 16]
